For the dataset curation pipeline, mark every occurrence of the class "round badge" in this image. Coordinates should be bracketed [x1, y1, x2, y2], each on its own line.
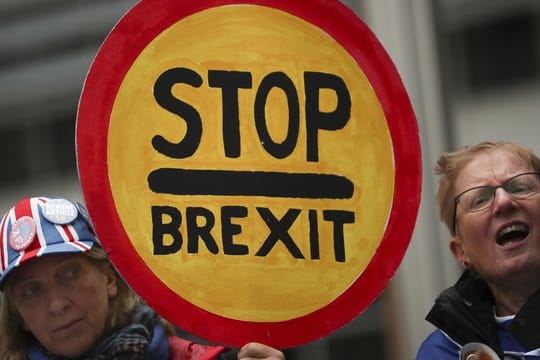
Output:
[42, 199, 78, 224]
[9, 216, 37, 251]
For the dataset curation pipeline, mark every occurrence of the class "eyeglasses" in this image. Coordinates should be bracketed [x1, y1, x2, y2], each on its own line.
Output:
[451, 172, 540, 235]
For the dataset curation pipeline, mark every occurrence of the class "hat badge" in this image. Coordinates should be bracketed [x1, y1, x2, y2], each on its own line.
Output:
[9, 216, 37, 251]
[43, 198, 78, 224]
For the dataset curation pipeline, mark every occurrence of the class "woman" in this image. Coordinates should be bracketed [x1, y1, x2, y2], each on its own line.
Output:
[0, 196, 284, 360]
[416, 141, 540, 359]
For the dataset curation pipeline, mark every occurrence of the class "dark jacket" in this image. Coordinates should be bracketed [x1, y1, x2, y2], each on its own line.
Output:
[424, 269, 540, 357]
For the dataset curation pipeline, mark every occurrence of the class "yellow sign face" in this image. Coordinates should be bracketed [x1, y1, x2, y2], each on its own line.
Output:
[107, 5, 393, 322]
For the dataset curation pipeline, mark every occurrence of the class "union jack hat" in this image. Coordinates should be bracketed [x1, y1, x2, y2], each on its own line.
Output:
[0, 196, 98, 287]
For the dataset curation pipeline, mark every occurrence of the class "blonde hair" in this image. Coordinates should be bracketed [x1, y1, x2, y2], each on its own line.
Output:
[0, 246, 145, 359]
[435, 141, 540, 235]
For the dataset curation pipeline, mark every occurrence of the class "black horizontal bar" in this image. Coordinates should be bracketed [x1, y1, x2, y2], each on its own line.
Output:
[148, 168, 354, 199]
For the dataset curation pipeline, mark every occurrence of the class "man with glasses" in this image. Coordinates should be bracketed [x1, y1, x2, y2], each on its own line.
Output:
[416, 141, 540, 360]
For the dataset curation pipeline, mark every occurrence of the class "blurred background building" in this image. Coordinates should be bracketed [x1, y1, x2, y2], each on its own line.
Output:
[0, 0, 538, 358]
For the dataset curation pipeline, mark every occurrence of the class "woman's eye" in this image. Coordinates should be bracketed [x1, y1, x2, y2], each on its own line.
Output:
[471, 196, 489, 208]
[509, 184, 530, 193]
[19, 284, 41, 299]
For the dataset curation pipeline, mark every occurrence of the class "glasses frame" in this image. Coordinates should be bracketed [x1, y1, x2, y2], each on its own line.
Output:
[451, 171, 540, 236]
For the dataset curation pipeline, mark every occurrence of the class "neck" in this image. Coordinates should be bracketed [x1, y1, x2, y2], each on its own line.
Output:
[490, 279, 540, 316]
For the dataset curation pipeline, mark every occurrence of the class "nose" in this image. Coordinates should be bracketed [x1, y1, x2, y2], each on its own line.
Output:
[492, 187, 517, 214]
[47, 287, 71, 316]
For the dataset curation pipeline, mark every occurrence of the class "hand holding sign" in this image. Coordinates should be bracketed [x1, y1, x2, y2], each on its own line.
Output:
[77, 0, 421, 348]
[238, 343, 286, 360]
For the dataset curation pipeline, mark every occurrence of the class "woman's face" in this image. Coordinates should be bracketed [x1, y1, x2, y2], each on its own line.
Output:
[451, 149, 540, 289]
[9, 253, 117, 358]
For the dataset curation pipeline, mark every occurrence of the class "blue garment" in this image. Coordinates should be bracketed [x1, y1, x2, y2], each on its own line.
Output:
[146, 322, 170, 360]
[417, 270, 540, 359]
[416, 319, 540, 359]
[416, 330, 458, 359]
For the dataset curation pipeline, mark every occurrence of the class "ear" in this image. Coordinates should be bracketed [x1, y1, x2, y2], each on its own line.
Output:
[102, 264, 118, 298]
[449, 237, 470, 269]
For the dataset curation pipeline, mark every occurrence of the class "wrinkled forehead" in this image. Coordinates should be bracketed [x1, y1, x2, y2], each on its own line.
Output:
[7, 253, 80, 285]
[456, 149, 532, 190]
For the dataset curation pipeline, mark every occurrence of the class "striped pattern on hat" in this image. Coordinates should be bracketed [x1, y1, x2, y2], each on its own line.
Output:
[0, 196, 97, 286]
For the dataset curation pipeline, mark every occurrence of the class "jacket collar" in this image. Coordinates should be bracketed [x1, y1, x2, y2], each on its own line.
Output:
[425, 270, 502, 355]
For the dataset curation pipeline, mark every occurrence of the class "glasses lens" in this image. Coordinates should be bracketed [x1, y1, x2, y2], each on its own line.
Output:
[505, 173, 540, 198]
[457, 173, 540, 214]
[460, 187, 494, 212]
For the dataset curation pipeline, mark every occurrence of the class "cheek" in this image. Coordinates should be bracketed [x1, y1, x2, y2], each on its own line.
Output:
[92, 275, 116, 321]
[457, 215, 492, 256]
[460, 211, 489, 238]
[17, 305, 46, 333]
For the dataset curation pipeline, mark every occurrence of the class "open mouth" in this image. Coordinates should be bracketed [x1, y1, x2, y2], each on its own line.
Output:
[496, 223, 529, 246]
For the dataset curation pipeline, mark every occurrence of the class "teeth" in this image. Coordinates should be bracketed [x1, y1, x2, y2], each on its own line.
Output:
[497, 224, 529, 245]
[499, 224, 526, 237]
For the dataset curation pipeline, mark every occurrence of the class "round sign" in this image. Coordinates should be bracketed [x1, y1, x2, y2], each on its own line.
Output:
[76, 0, 421, 349]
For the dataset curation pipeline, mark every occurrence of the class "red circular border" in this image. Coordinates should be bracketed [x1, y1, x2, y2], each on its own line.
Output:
[76, 0, 421, 349]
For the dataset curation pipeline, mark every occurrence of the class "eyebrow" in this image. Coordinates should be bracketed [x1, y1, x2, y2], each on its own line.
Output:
[460, 173, 525, 190]
[11, 255, 81, 283]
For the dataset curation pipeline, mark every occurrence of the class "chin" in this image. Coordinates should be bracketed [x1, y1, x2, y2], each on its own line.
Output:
[52, 339, 94, 359]
[501, 257, 540, 279]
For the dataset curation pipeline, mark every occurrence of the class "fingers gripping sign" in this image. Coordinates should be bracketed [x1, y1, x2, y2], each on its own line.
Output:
[238, 343, 286, 360]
